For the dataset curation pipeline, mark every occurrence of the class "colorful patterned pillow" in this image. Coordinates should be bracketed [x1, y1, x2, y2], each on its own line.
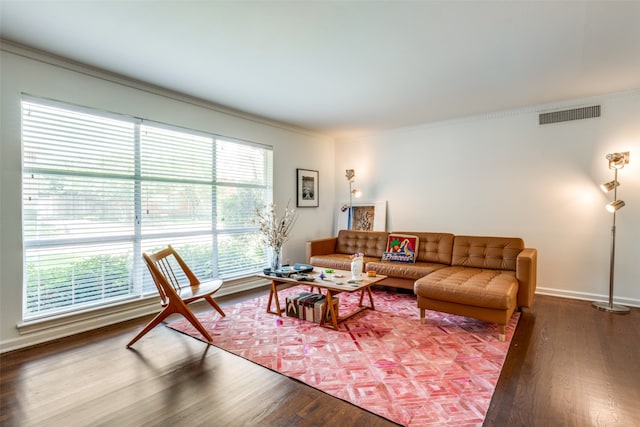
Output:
[381, 234, 419, 263]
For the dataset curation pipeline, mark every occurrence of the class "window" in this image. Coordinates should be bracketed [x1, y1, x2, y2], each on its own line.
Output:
[22, 96, 273, 321]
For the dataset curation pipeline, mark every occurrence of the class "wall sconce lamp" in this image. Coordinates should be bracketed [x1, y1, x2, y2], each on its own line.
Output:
[593, 151, 630, 314]
[341, 169, 362, 229]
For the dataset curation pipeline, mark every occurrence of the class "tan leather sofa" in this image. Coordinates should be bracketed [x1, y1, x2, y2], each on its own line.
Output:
[306, 230, 537, 341]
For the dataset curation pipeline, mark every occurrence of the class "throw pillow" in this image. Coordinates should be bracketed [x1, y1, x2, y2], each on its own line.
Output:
[381, 234, 419, 263]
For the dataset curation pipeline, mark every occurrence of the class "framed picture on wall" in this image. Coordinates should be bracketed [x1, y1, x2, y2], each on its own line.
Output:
[296, 168, 319, 207]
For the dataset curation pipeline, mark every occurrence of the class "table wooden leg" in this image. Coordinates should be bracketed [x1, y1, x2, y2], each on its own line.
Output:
[266, 280, 284, 316]
[309, 285, 324, 294]
[358, 286, 375, 310]
[320, 297, 328, 326]
[320, 290, 340, 330]
[366, 286, 375, 310]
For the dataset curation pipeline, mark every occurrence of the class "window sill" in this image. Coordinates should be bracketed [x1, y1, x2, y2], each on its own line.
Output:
[8, 275, 268, 352]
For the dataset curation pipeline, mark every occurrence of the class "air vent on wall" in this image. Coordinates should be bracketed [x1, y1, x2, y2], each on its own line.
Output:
[539, 105, 601, 125]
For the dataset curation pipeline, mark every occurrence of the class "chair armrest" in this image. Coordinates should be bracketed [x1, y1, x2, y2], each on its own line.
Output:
[306, 237, 338, 263]
[516, 248, 537, 308]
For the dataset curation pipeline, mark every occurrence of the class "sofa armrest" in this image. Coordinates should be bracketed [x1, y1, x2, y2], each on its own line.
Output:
[306, 237, 338, 264]
[516, 248, 537, 308]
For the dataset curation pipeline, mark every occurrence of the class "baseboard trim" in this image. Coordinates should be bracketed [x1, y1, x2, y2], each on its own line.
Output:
[3, 282, 636, 353]
[0, 277, 269, 353]
[536, 287, 640, 308]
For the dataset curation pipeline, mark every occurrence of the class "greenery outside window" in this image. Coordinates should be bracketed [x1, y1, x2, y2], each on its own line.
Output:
[21, 96, 273, 321]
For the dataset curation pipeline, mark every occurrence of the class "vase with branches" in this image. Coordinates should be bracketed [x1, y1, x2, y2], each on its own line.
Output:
[255, 202, 297, 271]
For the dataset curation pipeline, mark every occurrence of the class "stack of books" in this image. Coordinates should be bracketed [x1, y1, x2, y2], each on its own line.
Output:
[285, 291, 339, 323]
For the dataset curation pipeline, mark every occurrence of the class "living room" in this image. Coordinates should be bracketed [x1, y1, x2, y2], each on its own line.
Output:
[1, 2, 639, 426]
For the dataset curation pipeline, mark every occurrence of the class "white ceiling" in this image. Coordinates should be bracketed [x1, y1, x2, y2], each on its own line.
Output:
[1, 1, 639, 138]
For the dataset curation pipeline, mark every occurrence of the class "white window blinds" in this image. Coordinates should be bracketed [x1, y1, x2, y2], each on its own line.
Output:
[22, 96, 273, 320]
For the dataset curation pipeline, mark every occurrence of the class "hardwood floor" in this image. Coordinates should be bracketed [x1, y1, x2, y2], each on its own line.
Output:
[486, 295, 640, 427]
[1, 290, 639, 426]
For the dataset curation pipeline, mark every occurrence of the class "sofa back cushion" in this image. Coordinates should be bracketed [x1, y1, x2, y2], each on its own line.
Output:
[336, 230, 388, 257]
[393, 232, 454, 264]
[452, 235, 524, 271]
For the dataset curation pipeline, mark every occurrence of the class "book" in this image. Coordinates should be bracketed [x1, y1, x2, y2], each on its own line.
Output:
[285, 292, 339, 323]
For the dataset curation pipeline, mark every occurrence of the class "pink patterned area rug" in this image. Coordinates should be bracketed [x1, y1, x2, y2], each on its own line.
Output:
[167, 286, 519, 426]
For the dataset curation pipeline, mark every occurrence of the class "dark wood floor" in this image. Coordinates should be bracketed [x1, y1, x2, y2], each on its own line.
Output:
[1, 289, 639, 427]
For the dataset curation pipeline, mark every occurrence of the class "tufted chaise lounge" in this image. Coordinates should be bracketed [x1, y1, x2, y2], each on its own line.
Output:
[414, 235, 536, 341]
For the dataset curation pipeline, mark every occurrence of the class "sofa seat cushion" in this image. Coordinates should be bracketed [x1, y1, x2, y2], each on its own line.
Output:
[414, 266, 518, 310]
[366, 261, 448, 280]
[309, 254, 378, 272]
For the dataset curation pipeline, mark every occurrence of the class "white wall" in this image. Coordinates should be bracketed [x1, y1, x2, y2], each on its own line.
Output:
[2, 42, 639, 351]
[0, 46, 336, 350]
[335, 91, 640, 305]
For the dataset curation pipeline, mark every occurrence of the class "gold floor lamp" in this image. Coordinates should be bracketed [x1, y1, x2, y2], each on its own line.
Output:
[592, 151, 630, 314]
[342, 169, 361, 230]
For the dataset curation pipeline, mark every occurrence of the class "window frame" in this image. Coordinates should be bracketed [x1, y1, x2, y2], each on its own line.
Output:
[21, 95, 273, 322]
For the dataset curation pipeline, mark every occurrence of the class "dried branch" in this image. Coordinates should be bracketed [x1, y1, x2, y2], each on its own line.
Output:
[254, 202, 297, 249]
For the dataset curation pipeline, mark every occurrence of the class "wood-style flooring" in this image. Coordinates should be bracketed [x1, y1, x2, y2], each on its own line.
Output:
[1, 289, 639, 426]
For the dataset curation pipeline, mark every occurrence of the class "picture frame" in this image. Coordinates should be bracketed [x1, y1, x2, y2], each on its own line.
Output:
[336, 200, 387, 234]
[296, 168, 319, 207]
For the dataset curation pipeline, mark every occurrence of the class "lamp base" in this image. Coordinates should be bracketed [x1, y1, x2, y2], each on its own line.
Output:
[592, 301, 631, 314]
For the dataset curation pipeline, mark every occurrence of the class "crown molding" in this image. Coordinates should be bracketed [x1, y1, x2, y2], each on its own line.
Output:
[0, 38, 331, 141]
